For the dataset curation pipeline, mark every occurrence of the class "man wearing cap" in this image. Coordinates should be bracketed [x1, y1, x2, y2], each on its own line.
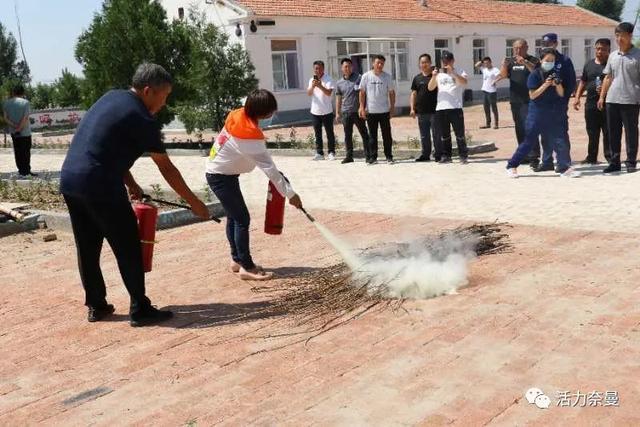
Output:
[536, 33, 576, 172]
[598, 22, 640, 173]
[428, 50, 469, 164]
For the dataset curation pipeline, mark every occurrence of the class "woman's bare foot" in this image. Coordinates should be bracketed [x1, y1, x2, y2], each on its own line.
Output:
[238, 266, 274, 281]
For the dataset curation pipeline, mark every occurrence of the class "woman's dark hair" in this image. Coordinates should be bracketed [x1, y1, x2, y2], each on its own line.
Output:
[10, 84, 25, 97]
[539, 48, 556, 60]
[340, 58, 352, 65]
[132, 63, 173, 90]
[244, 89, 278, 121]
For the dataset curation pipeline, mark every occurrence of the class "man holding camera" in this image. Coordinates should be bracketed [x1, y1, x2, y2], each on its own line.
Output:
[307, 60, 336, 161]
[428, 50, 469, 164]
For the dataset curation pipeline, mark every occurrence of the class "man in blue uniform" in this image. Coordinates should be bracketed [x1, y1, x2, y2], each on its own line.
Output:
[60, 63, 209, 326]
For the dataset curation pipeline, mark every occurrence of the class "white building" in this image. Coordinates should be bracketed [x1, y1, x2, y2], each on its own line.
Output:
[161, 0, 616, 124]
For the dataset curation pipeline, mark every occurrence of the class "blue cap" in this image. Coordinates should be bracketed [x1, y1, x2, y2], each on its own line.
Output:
[542, 33, 558, 43]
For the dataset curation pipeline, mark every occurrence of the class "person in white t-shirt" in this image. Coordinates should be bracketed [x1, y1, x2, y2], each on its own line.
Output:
[475, 56, 500, 129]
[306, 60, 336, 161]
[428, 50, 469, 164]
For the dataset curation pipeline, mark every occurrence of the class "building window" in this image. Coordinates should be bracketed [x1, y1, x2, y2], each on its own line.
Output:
[271, 40, 300, 91]
[584, 39, 593, 62]
[330, 39, 409, 83]
[506, 39, 517, 59]
[535, 38, 544, 57]
[473, 39, 487, 75]
[562, 39, 571, 57]
[434, 39, 450, 68]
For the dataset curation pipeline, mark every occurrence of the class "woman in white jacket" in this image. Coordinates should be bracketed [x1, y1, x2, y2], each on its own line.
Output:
[206, 89, 303, 280]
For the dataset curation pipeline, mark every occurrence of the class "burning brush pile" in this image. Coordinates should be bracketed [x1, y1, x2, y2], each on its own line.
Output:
[245, 222, 512, 339]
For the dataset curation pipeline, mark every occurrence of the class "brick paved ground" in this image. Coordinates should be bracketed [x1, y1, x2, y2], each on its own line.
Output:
[1, 102, 639, 425]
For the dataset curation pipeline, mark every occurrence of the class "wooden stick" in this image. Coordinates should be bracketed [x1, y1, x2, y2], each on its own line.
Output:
[0, 206, 27, 222]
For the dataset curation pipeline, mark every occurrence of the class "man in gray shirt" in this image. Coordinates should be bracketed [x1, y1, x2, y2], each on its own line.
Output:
[599, 22, 640, 173]
[2, 84, 35, 177]
[336, 58, 370, 164]
[359, 55, 396, 164]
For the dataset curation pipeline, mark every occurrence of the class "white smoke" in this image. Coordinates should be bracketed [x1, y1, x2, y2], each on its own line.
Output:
[313, 222, 474, 299]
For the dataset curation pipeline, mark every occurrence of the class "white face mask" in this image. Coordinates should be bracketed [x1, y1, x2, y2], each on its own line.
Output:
[541, 61, 555, 72]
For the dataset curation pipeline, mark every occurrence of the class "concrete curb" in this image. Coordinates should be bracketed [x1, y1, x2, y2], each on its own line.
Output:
[0, 213, 40, 238]
[32, 202, 225, 234]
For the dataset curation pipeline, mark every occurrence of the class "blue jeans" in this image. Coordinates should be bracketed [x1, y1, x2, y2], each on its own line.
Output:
[540, 104, 571, 167]
[417, 113, 440, 159]
[206, 173, 255, 270]
[508, 103, 571, 172]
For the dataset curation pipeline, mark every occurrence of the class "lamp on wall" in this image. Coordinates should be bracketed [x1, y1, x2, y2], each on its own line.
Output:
[235, 23, 242, 37]
[250, 20, 257, 32]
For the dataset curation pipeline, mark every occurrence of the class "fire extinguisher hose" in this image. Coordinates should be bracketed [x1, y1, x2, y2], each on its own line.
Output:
[141, 194, 222, 223]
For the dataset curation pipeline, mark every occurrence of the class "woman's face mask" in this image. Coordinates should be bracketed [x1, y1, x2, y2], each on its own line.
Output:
[541, 61, 555, 72]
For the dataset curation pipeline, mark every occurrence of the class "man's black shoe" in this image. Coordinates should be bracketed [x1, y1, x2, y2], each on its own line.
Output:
[415, 156, 431, 162]
[341, 157, 354, 164]
[533, 163, 554, 172]
[603, 164, 622, 174]
[88, 304, 115, 322]
[627, 165, 637, 173]
[581, 158, 597, 165]
[438, 157, 452, 164]
[130, 306, 173, 327]
[529, 159, 540, 169]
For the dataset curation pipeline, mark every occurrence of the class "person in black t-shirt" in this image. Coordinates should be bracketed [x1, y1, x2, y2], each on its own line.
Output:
[573, 38, 611, 165]
[496, 39, 541, 168]
[60, 63, 209, 327]
[410, 53, 440, 161]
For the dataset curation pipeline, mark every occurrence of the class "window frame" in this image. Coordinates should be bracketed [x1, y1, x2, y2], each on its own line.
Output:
[270, 39, 302, 92]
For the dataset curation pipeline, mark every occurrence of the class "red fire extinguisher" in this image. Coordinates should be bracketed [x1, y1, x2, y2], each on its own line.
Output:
[264, 180, 285, 235]
[133, 202, 158, 272]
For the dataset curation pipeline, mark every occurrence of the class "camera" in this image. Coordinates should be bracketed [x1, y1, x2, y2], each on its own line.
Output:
[548, 73, 562, 85]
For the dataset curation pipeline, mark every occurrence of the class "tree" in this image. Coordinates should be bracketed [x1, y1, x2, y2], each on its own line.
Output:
[576, 0, 625, 22]
[75, 0, 179, 122]
[0, 21, 30, 86]
[173, 9, 258, 133]
[30, 83, 55, 110]
[52, 68, 83, 107]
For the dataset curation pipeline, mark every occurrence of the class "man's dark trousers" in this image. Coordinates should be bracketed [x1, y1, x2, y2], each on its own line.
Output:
[585, 106, 610, 163]
[342, 112, 370, 160]
[63, 194, 151, 313]
[510, 102, 540, 162]
[607, 103, 640, 167]
[436, 108, 468, 159]
[11, 134, 32, 175]
[417, 113, 439, 160]
[311, 113, 336, 155]
[366, 112, 393, 161]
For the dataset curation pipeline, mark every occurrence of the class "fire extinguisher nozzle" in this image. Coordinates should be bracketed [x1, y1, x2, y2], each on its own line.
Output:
[300, 207, 315, 223]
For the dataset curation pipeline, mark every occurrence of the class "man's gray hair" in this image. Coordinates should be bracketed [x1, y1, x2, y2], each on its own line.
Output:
[512, 38, 528, 47]
[132, 63, 173, 90]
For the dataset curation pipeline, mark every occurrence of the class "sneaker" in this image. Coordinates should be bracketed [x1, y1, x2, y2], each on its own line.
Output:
[438, 157, 452, 164]
[459, 157, 469, 165]
[506, 168, 519, 179]
[493, 125, 499, 129]
[130, 306, 174, 327]
[533, 163, 554, 172]
[312, 153, 324, 161]
[581, 158, 597, 165]
[560, 167, 582, 178]
[529, 159, 540, 169]
[415, 156, 431, 162]
[603, 164, 622, 174]
[627, 165, 637, 173]
[327, 153, 336, 161]
[28, 172, 39, 177]
[480, 124, 491, 129]
[367, 159, 378, 165]
[88, 304, 115, 322]
[386, 158, 395, 165]
[341, 157, 354, 164]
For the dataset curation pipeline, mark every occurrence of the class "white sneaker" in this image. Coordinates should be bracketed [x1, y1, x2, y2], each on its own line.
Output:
[312, 153, 324, 161]
[327, 153, 336, 161]
[506, 168, 519, 179]
[560, 167, 581, 178]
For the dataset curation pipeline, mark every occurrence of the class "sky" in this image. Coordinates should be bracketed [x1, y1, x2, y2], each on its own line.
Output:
[0, 0, 638, 84]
